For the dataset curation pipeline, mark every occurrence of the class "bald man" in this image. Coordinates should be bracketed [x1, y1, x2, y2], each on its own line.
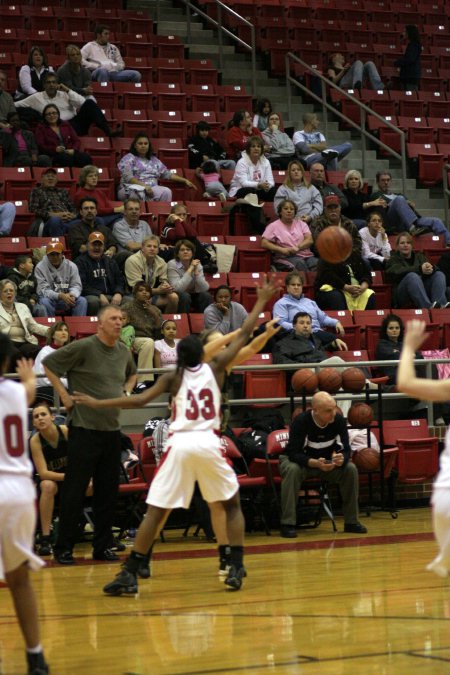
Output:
[279, 391, 367, 537]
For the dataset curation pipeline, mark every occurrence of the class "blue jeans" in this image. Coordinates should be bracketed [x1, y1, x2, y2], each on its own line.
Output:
[0, 202, 16, 235]
[387, 196, 450, 244]
[92, 68, 141, 83]
[340, 61, 384, 90]
[39, 296, 88, 316]
[304, 142, 353, 171]
[396, 271, 447, 309]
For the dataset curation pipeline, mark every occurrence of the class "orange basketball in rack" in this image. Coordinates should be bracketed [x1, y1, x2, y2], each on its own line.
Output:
[291, 368, 318, 394]
[353, 447, 380, 471]
[342, 367, 366, 393]
[317, 367, 342, 394]
[316, 226, 353, 263]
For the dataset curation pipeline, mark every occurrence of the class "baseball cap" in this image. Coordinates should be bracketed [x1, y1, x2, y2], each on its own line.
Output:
[88, 231, 105, 243]
[324, 194, 340, 207]
[42, 167, 57, 176]
[46, 241, 64, 254]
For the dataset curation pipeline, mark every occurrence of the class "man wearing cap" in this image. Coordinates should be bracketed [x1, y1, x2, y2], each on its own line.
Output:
[311, 194, 363, 257]
[35, 242, 88, 316]
[309, 163, 348, 210]
[29, 167, 79, 236]
[67, 198, 118, 260]
[75, 231, 125, 316]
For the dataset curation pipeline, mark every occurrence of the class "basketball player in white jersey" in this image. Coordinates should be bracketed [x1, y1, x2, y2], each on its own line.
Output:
[73, 276, 278, 594]
[0, 334, 49, 675]
[398, 320, 450, 578]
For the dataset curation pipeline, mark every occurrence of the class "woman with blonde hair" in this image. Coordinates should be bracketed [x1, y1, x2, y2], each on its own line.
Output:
[342, 168, 388, 229]
[274, 160, 322, 225]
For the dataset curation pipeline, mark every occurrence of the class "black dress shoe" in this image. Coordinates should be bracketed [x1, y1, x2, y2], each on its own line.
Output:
[93, 548, 120, 561]
[55, 550, 75, 565]
[280, 525, 298, 538]
[344, 522, 368, 534]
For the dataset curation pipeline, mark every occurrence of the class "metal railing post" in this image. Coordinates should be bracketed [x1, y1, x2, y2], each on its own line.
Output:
[250, 24, 256, 96]
[186, 0, 191, 45]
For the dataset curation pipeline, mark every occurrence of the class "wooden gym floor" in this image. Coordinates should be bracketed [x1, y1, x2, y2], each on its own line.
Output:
[1, 507, 449, 674]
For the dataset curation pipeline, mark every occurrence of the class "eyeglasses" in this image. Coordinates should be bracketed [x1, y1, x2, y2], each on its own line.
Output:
[45, 111, 58, 116]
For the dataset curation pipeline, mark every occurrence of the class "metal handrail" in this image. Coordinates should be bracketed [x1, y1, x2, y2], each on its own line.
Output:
[167, 0, 257, 95]
[443, 161, 450, 227]
[284, 52, 408, 195]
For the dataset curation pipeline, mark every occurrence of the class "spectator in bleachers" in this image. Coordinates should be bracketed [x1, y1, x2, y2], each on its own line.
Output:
[385, 232, 448, 309]
[359, 212, 391, 270]
[314, 251, 375, 311]
[375, 314, 410, 384]
[125, 235, 180, 312]
[273, 272, 345, 336]
[204, 285, 248, 335]
[67, 198, 118, 259]
[75, 231, 125, 316]
[437, 250, 450, 303]
[309, 163, 348, 209]
[56, 45, 94, 99]
[226, 110, 264, 161]
[252, 98, 272, 132]
[15, 72, 119, 139]
[311, 194, 362, 255]
[81, 24, 141, 84]
[159, 203, 214, 269]
[261, 199, 317, 272]
[371, 171, 450, 245]
[0, 71, 17, 129]
[167, 239, 211, 313]
[122, 280, 162, 383]
[117, 134, 195, 203]
[326, 52, 384, 91]
[154, 319, 180, 369]
[262, 112, 296, 170]
[293, 113, 352, 170]
[341, 169, 386, 229]
[395, 25, 422, 91]
[0, 202, 16, 236]
[35, 241, 88, 317]
[274, 160, 323, 225]
[16, 47, 54, 100]
[229, 136, 276, 202]
[33, 322, 70, 404]
[272, 311, 347, 365]
[35, 104, 92, 168]
[0, 112, 51, 167]
[112, 198, 152, 255]
[187, 120, 235, 170]
[7, 254, 47, 317]
[29, 167, 79, 236]
[74, 165, 124, 227]
[196, 160, 229, 201]
[0, 278, 49, 361]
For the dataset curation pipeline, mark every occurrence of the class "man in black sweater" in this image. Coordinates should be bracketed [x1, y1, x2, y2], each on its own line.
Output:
[272, 311, 347, 364]
[279, 391, 367, 538]
[187, 120, 235, 170]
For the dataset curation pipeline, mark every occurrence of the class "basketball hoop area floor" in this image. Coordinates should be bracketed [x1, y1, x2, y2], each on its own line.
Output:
[1, 507, 449, 674]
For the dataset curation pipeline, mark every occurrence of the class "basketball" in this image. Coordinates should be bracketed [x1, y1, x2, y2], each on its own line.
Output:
[317, 367, 342, 394]
[347, 402, 374, 427]
[353, 447, 380, 471]
[316, 226, 353, 264]
[291, 368, 318, 394]
[342, 367, 366, 393]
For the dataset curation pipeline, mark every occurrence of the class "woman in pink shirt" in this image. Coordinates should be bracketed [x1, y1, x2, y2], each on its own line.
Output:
[261, 199, 317, 272]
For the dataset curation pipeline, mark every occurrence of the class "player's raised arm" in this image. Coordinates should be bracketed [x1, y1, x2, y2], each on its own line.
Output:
[397, 320, 450, 401]
[16, 358, 36, 406]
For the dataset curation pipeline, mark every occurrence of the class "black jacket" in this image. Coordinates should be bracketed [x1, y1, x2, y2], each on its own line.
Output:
[187, 134, 227, 169]
[273, 330, 337, 364]
[315, 254, 372, 292]
[75, 252, 124, 297]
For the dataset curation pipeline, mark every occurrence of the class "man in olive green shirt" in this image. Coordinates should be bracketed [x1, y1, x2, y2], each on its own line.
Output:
[43, 305, 137, 565]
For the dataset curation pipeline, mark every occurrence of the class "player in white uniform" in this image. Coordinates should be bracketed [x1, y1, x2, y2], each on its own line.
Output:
[397, 320, 450, 578]
[73, 277, 278, 594]
[0, 334, 49, 675]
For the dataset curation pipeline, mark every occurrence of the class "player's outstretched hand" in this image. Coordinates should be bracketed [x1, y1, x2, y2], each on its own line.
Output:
[256, 274, 280, 303]
[72, 391, 101, 408]
[264, 318, 281, 338]
[403, 320, 427, 351]
[16, 358, 36, 384]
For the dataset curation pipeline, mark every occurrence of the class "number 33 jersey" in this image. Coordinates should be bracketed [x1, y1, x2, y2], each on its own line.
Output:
[0, 379, 32, 477]
[170, 363, 221, 433]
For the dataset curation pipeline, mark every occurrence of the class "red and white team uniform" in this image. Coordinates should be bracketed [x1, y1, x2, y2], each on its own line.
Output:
[0, 378, 44, 579]
[427, 425, 450, 577]
[147, 363, 238, 509]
